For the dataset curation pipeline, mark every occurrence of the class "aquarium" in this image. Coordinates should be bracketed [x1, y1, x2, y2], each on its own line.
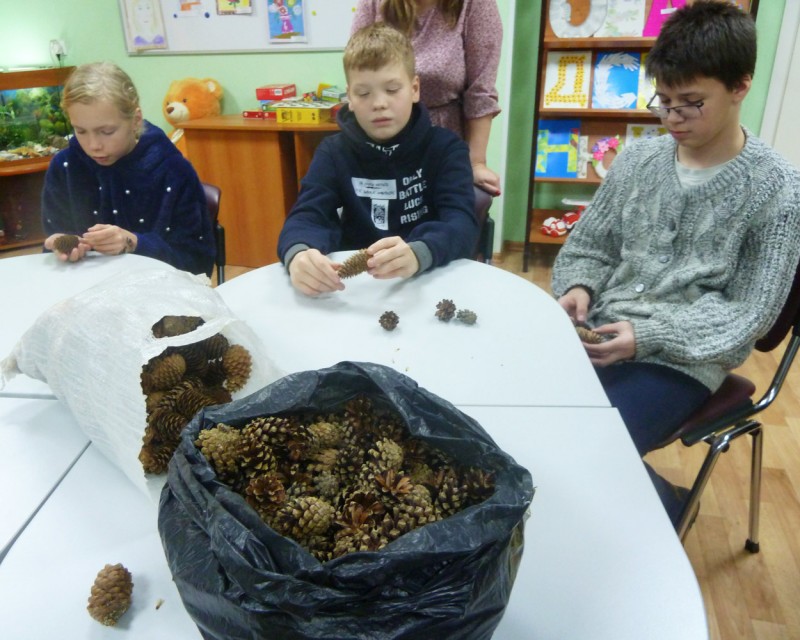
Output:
[0, 84, 70, 161]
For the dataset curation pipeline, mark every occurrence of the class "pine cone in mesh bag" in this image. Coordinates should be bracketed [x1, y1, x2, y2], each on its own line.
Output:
[222, 344, 252, 392]
[435, 299, 457, 322]
[151, 315, 205, 339]
[575, 324, 604, 344]
[338, 249, 369, 279]
[53, 234, 81, 255]
[148, 353, 187, 392]
[379, 311, 399, 331]
[87, 563, 133, 626]
[456, 309, 478, 325]
[139, 441, 177, 475]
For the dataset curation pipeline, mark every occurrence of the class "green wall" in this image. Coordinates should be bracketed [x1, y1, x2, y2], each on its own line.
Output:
[0, 1, 785, 249]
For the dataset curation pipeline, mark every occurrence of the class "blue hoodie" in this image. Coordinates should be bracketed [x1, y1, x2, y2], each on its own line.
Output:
[278, 103, 478, 272]
[42, 121, 215, 276]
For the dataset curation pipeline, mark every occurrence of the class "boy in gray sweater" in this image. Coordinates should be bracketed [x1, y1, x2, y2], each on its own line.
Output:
[552, 1, 800, 529]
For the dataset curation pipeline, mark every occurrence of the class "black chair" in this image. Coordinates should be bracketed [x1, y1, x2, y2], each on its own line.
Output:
[655, 259, 800, 548]
[473, 185, 495, 264]
[202, 182, 226, 284]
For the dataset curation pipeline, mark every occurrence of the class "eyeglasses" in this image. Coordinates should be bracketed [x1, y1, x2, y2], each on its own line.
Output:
[646, 94, 704, 120]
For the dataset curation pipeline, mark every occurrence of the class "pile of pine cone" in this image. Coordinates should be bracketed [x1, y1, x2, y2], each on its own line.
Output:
[138, 315, 253, 475]
[196, 395, 495, 562]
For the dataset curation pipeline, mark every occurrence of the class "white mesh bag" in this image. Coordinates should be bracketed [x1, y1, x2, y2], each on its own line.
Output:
[1, 268, 283, 498]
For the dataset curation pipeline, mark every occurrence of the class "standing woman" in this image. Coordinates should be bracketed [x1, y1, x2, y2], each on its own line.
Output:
[351, 0, 503, 195]
[42, 62, 215, 276]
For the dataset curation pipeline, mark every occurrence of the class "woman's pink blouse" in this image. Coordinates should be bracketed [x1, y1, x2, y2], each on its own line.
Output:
[351, 0, 502, 138]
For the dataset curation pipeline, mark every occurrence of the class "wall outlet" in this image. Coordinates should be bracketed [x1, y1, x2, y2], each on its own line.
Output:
[49, 39, 67, 58]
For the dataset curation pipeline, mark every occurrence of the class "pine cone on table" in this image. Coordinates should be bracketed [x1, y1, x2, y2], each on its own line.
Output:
[379, 311, 399, 331]
[435, 299, 457, 322]
[87, 563, 133, 626]
[339, 249, 369, 278]
[222, 344, 252, 392]
[456, 309, 478, 325]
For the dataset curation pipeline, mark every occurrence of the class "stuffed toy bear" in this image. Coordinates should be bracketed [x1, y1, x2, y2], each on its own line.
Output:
[163, 77, 223, 156]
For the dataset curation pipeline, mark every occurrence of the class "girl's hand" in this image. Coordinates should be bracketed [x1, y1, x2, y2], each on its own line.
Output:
[583, 321, 636, 366]
[44, 233, 92, 263]
[82, 224, 136, 256]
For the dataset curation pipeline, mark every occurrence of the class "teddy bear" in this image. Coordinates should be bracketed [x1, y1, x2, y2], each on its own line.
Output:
[162, 77, 223, 157]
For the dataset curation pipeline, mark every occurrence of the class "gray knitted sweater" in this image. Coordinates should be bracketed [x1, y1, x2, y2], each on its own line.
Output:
[552, 129, 800, 391]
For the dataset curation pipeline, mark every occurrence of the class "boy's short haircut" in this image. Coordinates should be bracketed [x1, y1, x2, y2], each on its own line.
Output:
[646, 0, 756, 91]
[343, 23, 416, 82]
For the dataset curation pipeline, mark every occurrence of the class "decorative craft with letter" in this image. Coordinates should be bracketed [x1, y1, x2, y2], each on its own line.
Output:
[542, 51, 592, 110]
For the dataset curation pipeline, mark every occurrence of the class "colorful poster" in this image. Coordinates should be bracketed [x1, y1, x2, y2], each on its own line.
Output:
[595, 0, 646, 37]
[268, 0, 307, 43]
[643, 0, 687, 37]
[535, 119, 581, 179]
[173, 0, 205, 18]
[217, 0, 252, 15]
[542, 51, 592, 110]
[592, 52, 640, 110]
[122, 0, 169, 51]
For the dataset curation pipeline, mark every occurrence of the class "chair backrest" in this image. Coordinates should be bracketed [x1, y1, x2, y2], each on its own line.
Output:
[755, 256, 800, 352]
[201, 182, 225, 283]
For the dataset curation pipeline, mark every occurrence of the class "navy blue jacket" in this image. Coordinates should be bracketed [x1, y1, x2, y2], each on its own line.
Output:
[42, 121, 215, 276]
[277, 103, 478, 271]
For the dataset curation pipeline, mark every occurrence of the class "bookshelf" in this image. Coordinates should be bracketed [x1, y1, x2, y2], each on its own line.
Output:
[521, 0, 756, 271]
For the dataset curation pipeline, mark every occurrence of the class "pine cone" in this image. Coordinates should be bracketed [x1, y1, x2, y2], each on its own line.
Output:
[456, 309, 478, 325]
[435, 299, 457, 322]
[306, 420, 344, 452]
[222, 344, 252, 392]
[87, 563, 133, 626]
[202, 333, 231, 360]
[246, 472, 287, 517]
[366, 438, 404, 476]
[53, 234, 81, 255]
[274, 495, 336, 539]
[379, 311, 399, 331]
[174, 387, 216, 420]
[148, 353, 187, 391]
[196, 423, 245, 482]
[151, 315, 204, 339]
[147, 407, 187, 442]
[575, 325, 604, 344]
[339, 249, 369, 278]
[138, 441, 176, 475]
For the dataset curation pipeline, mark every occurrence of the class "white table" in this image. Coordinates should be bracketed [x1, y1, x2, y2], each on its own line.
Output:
[0, 252, 174, 397]
[217, 256, 609, 408]
[0, 397, 89, 561]
[0, 406, 707, 640]
[0, 444, 199, 639]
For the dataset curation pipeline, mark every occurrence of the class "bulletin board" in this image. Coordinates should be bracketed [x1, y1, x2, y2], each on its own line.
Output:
[118, 0, 358, 55]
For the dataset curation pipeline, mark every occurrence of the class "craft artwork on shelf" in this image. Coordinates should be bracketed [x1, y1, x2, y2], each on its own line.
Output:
[543, 51, 592, 110]
[535, 119, 582, 179]
[591, 135, 621, 180]
[636, 52, 656, 110]
[592, 52, 640, 110]
[595, 0, 647, 37]
[643, 0, 687, 37]
[549, 0, 608, 38]
[625, 123, 668, 146]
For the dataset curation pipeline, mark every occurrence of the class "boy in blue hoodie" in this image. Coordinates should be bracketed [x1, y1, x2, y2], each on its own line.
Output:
[278, 23, 478, 296]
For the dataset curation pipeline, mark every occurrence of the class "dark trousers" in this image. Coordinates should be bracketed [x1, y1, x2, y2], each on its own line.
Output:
[595, 362, 711, 526]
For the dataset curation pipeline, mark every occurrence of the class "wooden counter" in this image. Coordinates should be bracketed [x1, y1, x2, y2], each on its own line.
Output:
[180, 115, 339, 267]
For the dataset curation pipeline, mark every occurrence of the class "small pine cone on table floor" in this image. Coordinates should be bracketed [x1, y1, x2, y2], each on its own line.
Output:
[379, 311, 399, 331]
[87, 563, 133, 626]
[435, 299, 456, 322]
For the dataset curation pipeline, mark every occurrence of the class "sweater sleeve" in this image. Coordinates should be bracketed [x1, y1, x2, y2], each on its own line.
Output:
[633, 172, 800, 368]
[461, 0, 502, 120]
[41, 154, 76, 237]
[551, 148, 632, 298]
[277, 140, 344, 264]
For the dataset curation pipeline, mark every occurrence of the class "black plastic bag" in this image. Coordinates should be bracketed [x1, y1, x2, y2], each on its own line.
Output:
[159, 361, 534, 640]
